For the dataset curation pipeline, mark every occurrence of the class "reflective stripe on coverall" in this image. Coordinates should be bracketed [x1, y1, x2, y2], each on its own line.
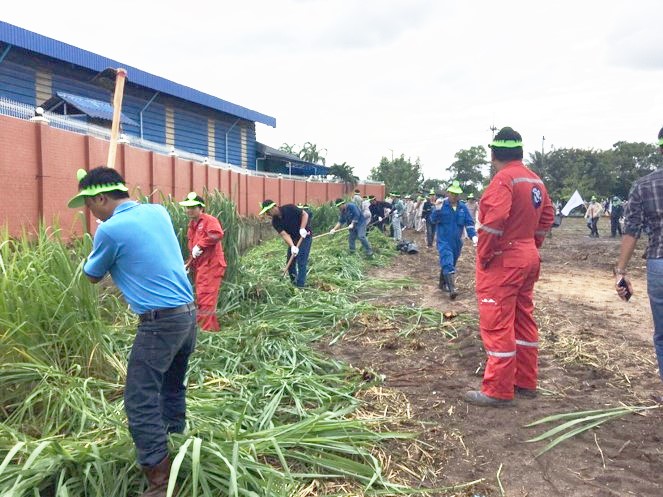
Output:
[188, 213, 227, 331]
[476, 161, 554, 399]
[430, 200, 476, 275]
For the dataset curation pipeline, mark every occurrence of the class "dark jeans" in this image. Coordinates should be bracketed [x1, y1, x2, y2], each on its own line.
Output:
[287, 236, 312, 287]
[426, 219, 436, 247]
[610, 216, 622, 237]
[125, 309, 197, 467]
[588, 217, 599, 237]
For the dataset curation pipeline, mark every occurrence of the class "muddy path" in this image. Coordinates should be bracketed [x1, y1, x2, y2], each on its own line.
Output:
[320, 217, 663, 497]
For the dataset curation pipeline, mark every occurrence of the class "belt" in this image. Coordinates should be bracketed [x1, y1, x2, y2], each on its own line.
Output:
[139, 302, 195, 323]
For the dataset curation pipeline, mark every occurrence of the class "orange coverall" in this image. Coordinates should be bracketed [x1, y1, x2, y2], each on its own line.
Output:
[187, 213, 227, 331]
[476, 160, 554, 399]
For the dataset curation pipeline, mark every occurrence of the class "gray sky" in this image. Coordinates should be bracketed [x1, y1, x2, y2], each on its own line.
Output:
[4, 0, 662, 180]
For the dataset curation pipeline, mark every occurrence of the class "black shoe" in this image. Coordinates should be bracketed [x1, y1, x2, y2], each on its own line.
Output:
[447, 273, 458, 300]
[464, 390, 514, 407]
[514, 386, 537, 398]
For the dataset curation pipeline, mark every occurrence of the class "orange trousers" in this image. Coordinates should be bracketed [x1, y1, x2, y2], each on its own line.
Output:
[476, 247, 540, 399]
[193, 263, 225, 332]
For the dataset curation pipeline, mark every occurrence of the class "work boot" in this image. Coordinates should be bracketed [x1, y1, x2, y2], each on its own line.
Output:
[141, 455, 171, 497]
[445, 273, 458, 300]
[438, 270, 447, 291]
[514, 386, 538, 398]
[464, 390, 514, 407]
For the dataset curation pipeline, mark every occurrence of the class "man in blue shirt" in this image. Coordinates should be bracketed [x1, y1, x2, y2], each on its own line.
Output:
[69, 167, 195, 497]
[430, 180, 477, 299]
[330, 198, 374, 257]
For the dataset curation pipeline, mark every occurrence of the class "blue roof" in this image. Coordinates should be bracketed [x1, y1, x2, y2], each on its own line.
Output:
[51, 91, 139, 126]
[0, 21, 276, 127]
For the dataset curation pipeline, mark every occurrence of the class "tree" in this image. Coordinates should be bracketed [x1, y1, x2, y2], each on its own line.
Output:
[528, 148, 615, 202]
[368, 154, 423, 195]
[328, 162, 358, 192]
[606, 141, 663, 198]
[299, 142, 327, 165]
[421, 178, 445, 194]
[447, 146, 488, 196]
[279, 143, 299, 155]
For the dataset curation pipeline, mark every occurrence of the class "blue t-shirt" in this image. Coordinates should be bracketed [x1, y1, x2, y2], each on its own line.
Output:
[84, 201, 194, 314]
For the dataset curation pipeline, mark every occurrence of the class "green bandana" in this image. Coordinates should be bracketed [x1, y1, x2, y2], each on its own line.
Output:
[179, 192, 205, 208]
[259, 201, 277, 215]
[489, 139, 523, 148]
[334, 199, 346, 207]
[68, 169, 128, 208]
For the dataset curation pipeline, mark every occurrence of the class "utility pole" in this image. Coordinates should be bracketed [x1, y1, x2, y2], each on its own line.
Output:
[387, 148, 394, 161]
[490, 124, 498, 139]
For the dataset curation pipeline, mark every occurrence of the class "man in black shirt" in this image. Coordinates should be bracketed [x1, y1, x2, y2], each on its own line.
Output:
[422, 190, 436, 247]
[370, 197, 389, 233]
[260, 200, 312, 287]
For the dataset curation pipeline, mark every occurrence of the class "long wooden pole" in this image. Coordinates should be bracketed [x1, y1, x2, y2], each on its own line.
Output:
[106, 68, 128, 169]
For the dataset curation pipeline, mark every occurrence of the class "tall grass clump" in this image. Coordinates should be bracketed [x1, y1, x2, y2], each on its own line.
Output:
[0, 216, 455, 496]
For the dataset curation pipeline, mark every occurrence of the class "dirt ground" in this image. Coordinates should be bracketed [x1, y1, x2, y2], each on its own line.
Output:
[321, 217, 663, 497]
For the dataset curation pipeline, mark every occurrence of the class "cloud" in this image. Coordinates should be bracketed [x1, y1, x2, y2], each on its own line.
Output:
[606, 0, 663, 70]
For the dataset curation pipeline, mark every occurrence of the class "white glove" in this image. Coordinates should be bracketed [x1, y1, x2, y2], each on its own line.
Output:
[299, 228, 308, 239]
[378, 216, 383, 222]
[472, 235, 478, 247]
[349, 222, 355, 230]
[191, 245, 203, 258]
[290, 245, 299, 256]
[329, 228, 336, 235]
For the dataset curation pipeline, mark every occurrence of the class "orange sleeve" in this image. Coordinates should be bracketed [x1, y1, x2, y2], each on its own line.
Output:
[477, 172, 513, 264]
[535, 192, 554, 248]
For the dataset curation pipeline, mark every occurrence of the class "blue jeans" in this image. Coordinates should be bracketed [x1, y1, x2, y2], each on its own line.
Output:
[125, 309, 197, 467]
[349, 222, 373, 256]
[426, 219, 436, 247]
[647, 259, 663, 380]
[287, 236, 312, 287]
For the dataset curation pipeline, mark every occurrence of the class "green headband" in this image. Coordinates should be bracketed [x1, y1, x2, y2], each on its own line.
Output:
[179, 192, 205, 208]
[490, 139, 523, 148]
[335, 200, 346, 207]
[68, 169, 128, 208]
[658, 138, 663, 147]
[259, 201, 277, 215]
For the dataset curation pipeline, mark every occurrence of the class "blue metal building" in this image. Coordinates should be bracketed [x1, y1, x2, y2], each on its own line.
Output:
[0, 21, 276, 169]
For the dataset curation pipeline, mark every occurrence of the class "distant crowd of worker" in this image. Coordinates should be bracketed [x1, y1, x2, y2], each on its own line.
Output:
[65, 125, 663, 496]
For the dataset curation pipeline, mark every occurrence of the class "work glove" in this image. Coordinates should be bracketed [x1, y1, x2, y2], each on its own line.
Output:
[329, 228, 336, 235]
[349, 222, 355, 230]
[299, 228, 308, 239]
[191, 245, 203, 258]
[290, 245, 299, 256]
[378, 216, 383, 222]
[472, 235, 478, 247]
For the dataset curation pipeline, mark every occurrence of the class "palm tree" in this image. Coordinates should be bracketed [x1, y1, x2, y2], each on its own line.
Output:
[328, 162, 359, 193]
[299, 142, 327, 165]
[279, 143, 299, 155]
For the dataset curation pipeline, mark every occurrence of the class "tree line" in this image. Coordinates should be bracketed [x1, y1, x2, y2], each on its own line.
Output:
[282, 140, 663, 202]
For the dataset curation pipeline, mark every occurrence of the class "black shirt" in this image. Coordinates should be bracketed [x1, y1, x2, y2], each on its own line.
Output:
[271, 204, 311, 243]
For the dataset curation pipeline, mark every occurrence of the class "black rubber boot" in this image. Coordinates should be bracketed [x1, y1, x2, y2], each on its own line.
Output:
[446, 273, 458, 300]
[438, 270, 447, 290]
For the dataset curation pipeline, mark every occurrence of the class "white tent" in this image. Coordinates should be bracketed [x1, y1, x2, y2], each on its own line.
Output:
[561, 190, 585, 216]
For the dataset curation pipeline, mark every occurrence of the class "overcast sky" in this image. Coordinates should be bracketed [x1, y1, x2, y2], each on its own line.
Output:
[4, 0, 662, 180]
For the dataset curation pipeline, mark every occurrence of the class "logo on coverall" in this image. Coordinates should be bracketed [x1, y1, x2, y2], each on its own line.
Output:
[532, 187, 542, 208]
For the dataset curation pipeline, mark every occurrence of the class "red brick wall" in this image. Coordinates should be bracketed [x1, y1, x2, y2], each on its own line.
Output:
[0, 115, 384, 237]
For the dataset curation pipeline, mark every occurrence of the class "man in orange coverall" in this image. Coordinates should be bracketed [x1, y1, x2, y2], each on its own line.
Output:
[465, 127, 554, 407]
[179, 192, 227, 331]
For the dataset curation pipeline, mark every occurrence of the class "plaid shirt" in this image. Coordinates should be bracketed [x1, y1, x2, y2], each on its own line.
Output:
[623, 168, 663, 259]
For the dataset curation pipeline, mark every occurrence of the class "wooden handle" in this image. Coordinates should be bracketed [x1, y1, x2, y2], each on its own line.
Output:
[107, 68, 128, 169]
